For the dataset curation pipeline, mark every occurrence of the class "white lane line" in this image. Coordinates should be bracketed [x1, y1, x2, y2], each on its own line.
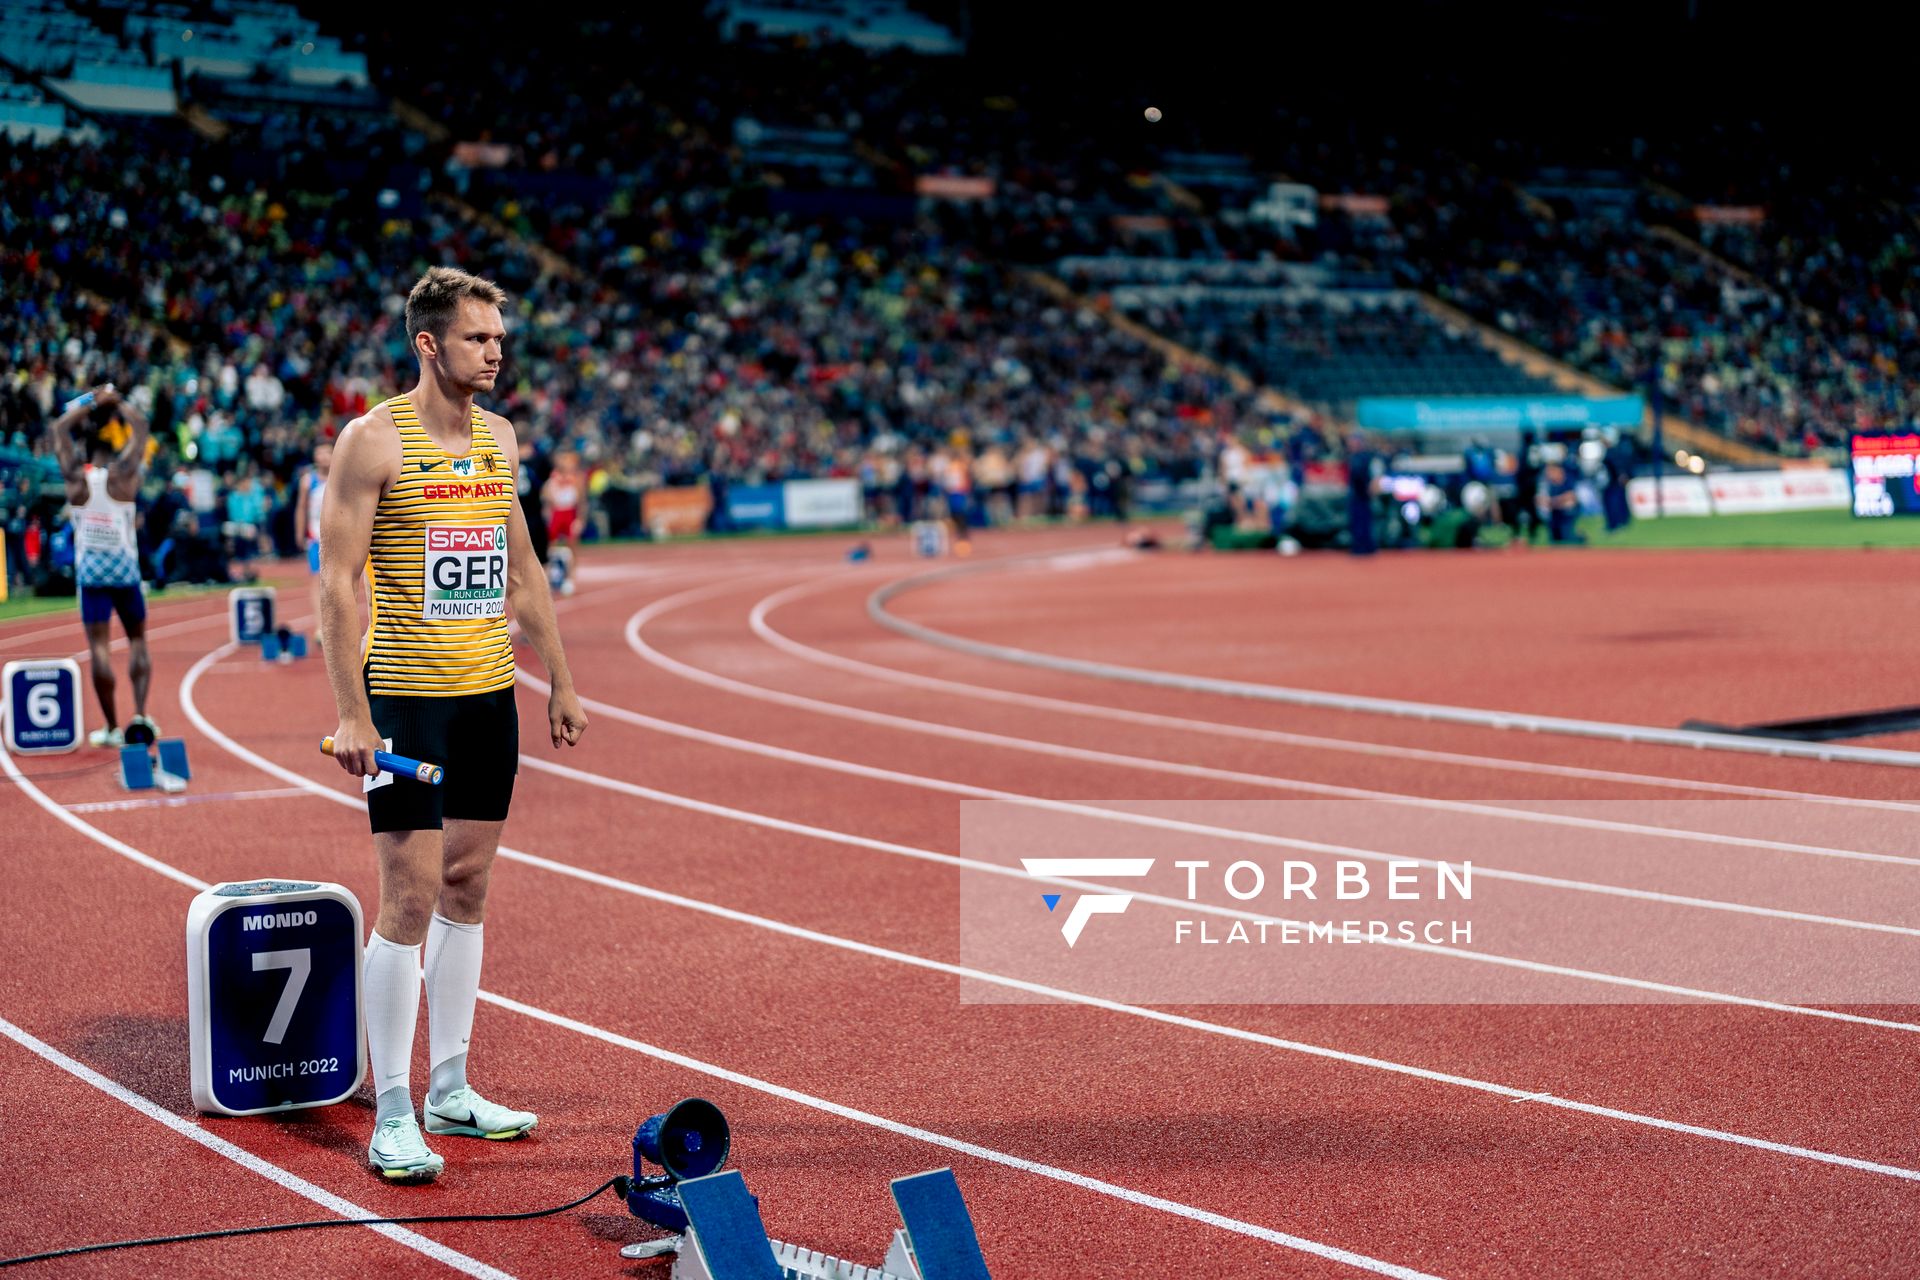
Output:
[741, 576, 1920, 867]
[171, 655, 1920, 1185]
[611, 588, 1920, 938]
[98, 648, 1443, 1279]
[0, 1019, 514, 1278]
[3, 727, 211, 893]
[868, 560, 1920, 769]
[67, 786, 318, 813]
[518, 750, 1920, 1033]
[533, 575, 1920, 1029]
[65, 577, 1911, 1027]
[479, 991, 1447, 1280]
[753, 573, 1920, 815]
[0, 591, 233, 652]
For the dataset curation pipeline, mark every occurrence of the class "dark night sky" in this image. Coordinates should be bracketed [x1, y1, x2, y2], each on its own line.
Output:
[955, 0, 1898, 133]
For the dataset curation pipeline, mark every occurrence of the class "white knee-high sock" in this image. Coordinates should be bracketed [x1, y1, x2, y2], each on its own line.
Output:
[424, 913, 483, 1104]
[363, 931, 422, 1123]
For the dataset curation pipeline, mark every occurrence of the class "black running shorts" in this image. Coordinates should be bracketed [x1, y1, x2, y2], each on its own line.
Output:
[363, 678, 519, 834]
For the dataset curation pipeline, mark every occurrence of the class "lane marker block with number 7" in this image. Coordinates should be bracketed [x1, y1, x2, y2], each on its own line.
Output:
[187, 880, 365, 1115]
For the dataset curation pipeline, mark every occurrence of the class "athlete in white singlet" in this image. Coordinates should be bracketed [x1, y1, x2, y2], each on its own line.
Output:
[49, 385, 155, 748]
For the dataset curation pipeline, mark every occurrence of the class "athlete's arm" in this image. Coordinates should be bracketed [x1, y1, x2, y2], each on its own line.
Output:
[105, 395, 151, 502]
[318, 410, 397, 776]
[48, 385, 112, 507]
[489, 414, 586, 748]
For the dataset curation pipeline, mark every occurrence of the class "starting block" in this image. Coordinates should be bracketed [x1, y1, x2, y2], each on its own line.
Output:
[260, 629, 308, 662]
[626, 1168, 989, 1280]
[120, 738, 190, 793]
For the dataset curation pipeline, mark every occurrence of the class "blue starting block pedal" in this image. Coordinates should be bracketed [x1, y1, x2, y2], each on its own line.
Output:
[120, 738, 190, 793]
[885, 1170, 991, 1280]
[626, 1168, 990, 1279]
[261, 629, 308, 663]
[675, 1171, 786, 1280]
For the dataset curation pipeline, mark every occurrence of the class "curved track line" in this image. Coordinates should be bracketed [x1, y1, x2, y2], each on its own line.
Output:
[170, 647, 1439, 1276]
[0, 1018, 515, 1280]
[0, 589, 237, 652]
[868, 560, 1920, 769]
[175, 643, 1920, 1188]
[752, 574, 1920, 815]
[516, 752, 1920, 1033]
[737, 577, 1920, 865]
[614, 587, 1920, 937]
[33, 574, 1903, 1025]
[474, 990, 1444, 1280]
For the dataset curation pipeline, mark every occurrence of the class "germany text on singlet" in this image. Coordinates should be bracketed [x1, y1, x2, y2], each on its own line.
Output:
[362, 395, 518, 696]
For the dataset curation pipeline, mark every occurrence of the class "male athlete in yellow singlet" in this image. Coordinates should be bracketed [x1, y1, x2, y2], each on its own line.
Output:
[320, 267, 588, 1182]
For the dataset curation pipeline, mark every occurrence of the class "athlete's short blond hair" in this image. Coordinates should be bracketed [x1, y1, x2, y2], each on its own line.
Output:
[405, 267, 508, 353]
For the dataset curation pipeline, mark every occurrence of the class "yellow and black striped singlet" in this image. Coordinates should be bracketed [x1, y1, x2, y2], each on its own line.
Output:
[362, 395, 517, 696]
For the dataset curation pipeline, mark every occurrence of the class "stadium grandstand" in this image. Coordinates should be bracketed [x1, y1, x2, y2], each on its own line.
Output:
[2, 0, 1914, 578]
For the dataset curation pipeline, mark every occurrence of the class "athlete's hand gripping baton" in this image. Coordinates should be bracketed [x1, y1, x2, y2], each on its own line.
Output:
[320, 737, 445, 785]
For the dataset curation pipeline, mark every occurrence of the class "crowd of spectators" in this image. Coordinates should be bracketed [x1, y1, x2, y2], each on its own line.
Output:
[1221, 108, 1919, 452]
[1386, 176, 1915, 453]
[6, 3, 1917, 595]
[0, 47, 1264, 593]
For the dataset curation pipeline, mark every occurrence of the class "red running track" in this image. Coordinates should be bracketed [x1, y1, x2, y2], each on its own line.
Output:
[2, 527, 1917, 1278]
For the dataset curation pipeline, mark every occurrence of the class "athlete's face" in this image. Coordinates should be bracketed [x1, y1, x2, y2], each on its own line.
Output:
[431, 300, 506, 393]
[314, 442, 333, 476]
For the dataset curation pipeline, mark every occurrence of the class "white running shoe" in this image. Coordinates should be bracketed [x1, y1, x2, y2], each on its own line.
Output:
[87, 726, 124, 749]
[368, 1114, 446, 1182]
[424, 1087, 537, 1140]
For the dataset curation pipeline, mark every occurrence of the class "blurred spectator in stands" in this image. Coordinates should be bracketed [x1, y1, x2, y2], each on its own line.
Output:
[1345, 432, 1380, 556]
[973, 442, 1013, 525]
[1601, 429, 1636, 532]
[222, 470, 271, 571]
[1015, 437, 1051, 519]
[1511, 430, 1544, 546]
[895, 447, 929, 523]
[244, 362, 287, 417]
[5, 480, 34, 591]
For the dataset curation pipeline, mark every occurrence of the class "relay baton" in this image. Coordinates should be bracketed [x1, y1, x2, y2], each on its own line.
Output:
[319, 737, 444, 785]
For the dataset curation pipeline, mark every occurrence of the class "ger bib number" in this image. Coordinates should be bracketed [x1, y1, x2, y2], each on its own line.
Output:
[424, 524, 508, 620]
